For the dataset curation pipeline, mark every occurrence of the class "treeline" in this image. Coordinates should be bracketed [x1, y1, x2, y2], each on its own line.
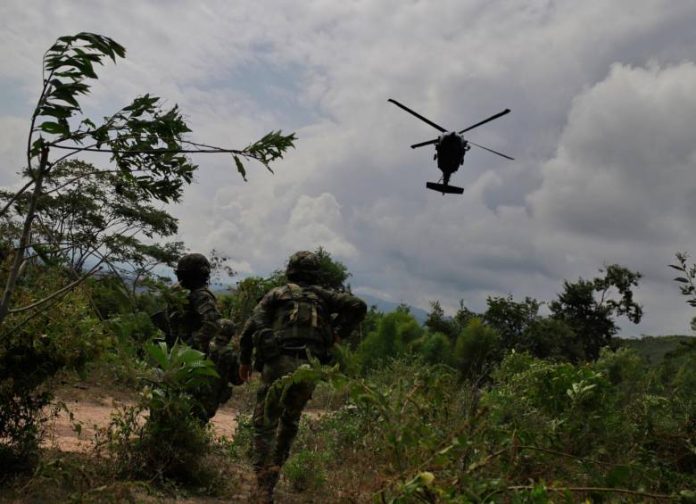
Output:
[343, 264, 642, 381]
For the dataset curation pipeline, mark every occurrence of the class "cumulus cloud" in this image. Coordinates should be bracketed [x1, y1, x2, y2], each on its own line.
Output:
[284, 193, 358, 258]
[530, 62, 696, 243]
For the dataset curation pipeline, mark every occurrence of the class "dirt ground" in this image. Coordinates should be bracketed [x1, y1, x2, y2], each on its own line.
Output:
[2, 382, 334, 503]
[44, 382, 239, 453]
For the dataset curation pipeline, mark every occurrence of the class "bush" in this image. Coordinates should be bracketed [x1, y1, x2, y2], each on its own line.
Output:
[96, 342, 222, 486]
[453, 317, 502, 381]
[412, 331, 453, 366]
[356, 310, 423, 373]
[283, 449, 329, 492]
[0, 270, 108, 474]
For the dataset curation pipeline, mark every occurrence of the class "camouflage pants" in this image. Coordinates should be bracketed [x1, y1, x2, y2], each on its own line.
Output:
[193, 348, 240, 422]
[252, 354, 315, 472]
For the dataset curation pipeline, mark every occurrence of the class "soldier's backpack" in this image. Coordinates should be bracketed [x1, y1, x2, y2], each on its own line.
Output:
[272, 283, 333, 355]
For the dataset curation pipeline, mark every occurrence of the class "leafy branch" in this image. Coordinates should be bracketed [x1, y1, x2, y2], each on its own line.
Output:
[1, 32, 296, 328]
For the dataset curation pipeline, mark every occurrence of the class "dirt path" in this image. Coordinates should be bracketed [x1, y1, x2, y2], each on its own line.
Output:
[35, 384, 328, 502]
[45, 384, 238, 452]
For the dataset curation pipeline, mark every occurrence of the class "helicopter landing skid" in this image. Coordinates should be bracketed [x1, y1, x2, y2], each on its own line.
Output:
[426, 182, 464, 194]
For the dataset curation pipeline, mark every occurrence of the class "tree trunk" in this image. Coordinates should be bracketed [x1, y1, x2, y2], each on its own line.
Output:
[0, 146, 49, 325]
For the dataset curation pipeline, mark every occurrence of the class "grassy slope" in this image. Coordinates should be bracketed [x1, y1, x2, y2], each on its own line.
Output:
[616, 334, 695, 365]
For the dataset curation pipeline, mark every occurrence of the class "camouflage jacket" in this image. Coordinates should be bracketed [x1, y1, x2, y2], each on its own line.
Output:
[239, 282, 367, 365]
[169, 286, 221, 353]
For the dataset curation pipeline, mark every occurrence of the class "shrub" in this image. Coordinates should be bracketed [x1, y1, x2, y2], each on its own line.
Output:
[0, 270, 108, 474]
[356, 310, 424, 373]
[283, 449, 329, 492]
[412, 331, 454, 366]
[96, 341, 221, 486]
[453, 317, 502, 381]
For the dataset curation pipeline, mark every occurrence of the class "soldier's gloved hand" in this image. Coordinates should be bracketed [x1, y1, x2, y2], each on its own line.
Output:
[239, 363, 252, 383]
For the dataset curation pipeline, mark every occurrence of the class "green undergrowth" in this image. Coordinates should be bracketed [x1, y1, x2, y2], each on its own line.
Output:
[277, 350, 696, 503]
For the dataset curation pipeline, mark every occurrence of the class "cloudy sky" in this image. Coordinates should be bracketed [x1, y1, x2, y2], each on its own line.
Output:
[2, 0, 696, 336]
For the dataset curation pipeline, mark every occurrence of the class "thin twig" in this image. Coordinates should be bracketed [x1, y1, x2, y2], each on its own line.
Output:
[516, 444, 616, 468]
[0, 179, 35, 218]
[50, 145, 248, 155]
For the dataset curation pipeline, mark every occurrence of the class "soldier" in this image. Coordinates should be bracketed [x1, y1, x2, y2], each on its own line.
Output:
[156, 253, 240, 421]
[170, 253, 220, 353]
[238, 250, 367, 503]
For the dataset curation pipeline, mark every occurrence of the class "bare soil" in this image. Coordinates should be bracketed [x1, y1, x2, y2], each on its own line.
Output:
[2, 382, 336, 503]
[44, 383, 238, 452]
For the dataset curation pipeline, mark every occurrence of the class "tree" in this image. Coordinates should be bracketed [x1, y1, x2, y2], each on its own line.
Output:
[669, 252, 696, 331]
[522, 318, 582, 362]
[549, 264, 642, 360]
[424, 299, 477, 341]
[1, 159, 185, 293]
[314, 246, 351, 290]
[453, 318, 502, 382]
[220, 273, 286, 328]
[483, 295, 541, 350]
[413, 331, 453, 366]
[425, 301, 458, 340]
[0, 33, 295, 328]
[356, 309, 423, 372]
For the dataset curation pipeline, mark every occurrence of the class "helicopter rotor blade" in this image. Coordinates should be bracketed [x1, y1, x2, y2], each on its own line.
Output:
[388, 99, 448, 133]
[468, 141, 514, 160]
[458, 108, 511, 135]
[410, 138, 439, 149]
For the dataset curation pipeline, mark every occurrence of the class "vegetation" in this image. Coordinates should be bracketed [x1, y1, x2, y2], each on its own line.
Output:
[0, 32, 293, 481]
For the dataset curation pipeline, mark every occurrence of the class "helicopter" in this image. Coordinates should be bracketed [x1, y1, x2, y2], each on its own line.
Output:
[388, 98, 513, 194]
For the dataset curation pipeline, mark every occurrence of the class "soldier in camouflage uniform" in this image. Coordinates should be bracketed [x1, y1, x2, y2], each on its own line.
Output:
[165, 253, 240, 421]
[167, 253, 220, 352]
[238, 251, 367, 503]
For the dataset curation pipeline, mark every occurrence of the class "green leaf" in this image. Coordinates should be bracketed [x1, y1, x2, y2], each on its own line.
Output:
[145, 341, 170, 369]
[674, 277, 690, 283]
[38, 105, 75, 119]
[233, 155, 247, 181]
[39, 121, 70, 136]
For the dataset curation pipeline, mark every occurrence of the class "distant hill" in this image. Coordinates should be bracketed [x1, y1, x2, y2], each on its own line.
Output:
[616, 335, 695, 365]
[359, 294, 429, 324]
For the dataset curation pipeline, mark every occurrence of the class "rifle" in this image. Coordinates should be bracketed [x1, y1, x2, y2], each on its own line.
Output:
[150, 310, 176, 347]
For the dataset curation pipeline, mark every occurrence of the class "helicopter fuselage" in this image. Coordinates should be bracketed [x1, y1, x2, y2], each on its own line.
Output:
[435, 132, 470, 179]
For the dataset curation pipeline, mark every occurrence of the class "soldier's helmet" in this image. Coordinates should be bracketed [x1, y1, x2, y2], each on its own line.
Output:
[286, 250, 320, 283]
[175, 253, 211, 284]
